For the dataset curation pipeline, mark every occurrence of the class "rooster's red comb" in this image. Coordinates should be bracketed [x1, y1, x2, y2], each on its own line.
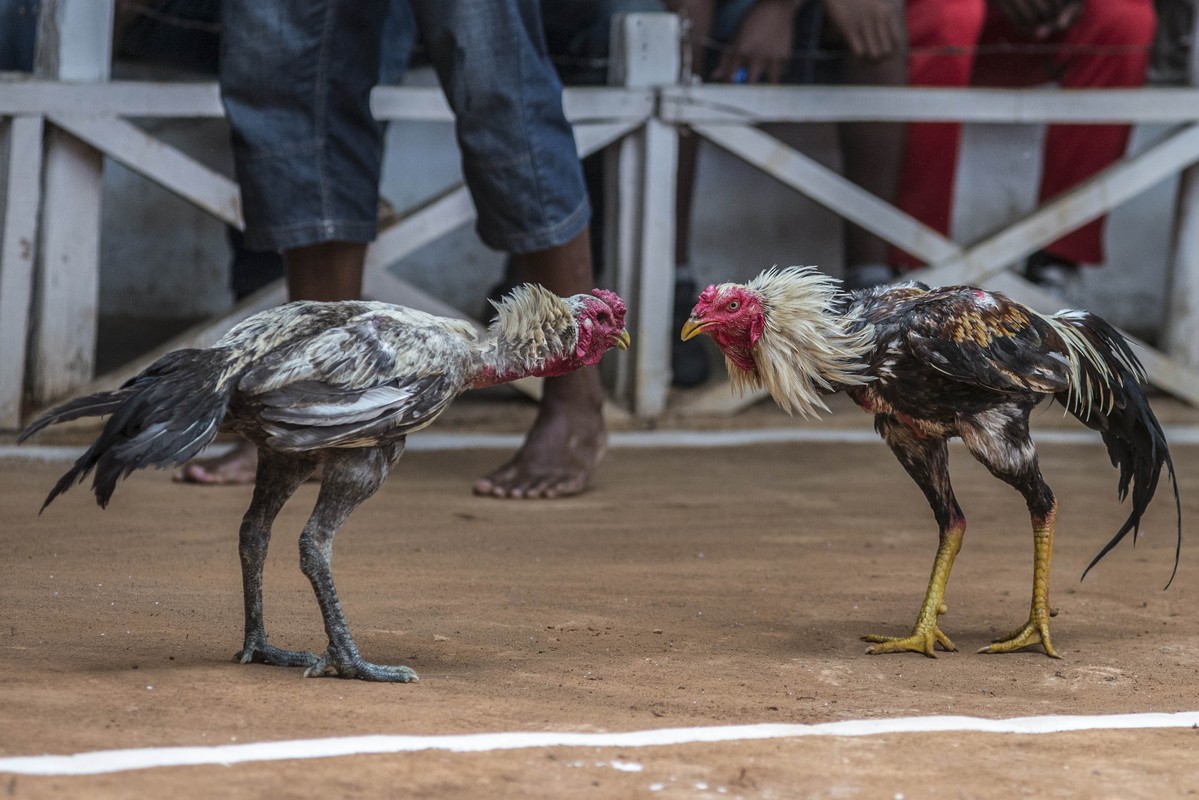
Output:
[591, 289, 627, 325]
[693, 284, 721, 314]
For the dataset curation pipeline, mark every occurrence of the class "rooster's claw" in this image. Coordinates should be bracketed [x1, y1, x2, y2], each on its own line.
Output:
[303, 650, 419, 682]
[979, 618, 1060, 658]
[235, 642, 319, 668]
[863, 627, 957, 657]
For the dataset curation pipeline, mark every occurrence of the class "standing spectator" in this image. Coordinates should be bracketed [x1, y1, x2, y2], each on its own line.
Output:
[486, 0, 665, 320]
[893, 0, 1157, 294]
[197, 0, 610, 499]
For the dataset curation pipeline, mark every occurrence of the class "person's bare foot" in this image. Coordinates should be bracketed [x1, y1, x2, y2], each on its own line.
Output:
[473, 370, 606, 499]
[174, 440, 259, 485]
[175, 441, 325, 485]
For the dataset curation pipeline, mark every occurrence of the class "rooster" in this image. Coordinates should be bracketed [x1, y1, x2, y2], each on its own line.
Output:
[681, 266, 1180, 658]
[21, 286, 629, 682]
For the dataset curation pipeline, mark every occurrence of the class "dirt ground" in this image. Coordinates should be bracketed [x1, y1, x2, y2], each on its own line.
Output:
[2, 394, 1198, 798]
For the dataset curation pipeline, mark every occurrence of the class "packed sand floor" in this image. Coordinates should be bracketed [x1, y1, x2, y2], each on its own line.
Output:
[2, 394, 1197, 797]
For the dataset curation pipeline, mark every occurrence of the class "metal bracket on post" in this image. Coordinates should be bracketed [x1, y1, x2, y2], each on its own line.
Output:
[28, 0, 114, 407]
[606, 12, 680, 419]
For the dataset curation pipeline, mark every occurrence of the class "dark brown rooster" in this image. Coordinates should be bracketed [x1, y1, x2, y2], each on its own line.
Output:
[681, 266, 1180, 658]
[22, 286, 629, 681]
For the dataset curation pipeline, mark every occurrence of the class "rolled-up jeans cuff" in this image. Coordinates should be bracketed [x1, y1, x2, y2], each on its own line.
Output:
[478, 196, 590, 254]
[241, 220, 378, 253]
[232, 135, 382, 251]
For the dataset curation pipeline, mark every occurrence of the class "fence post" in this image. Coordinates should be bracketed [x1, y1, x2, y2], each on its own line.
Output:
[607, 12, 680, 419]
[0, 116, 44, 429]
[27, 0, 113, 406]
[1164, 11, 1199, 369]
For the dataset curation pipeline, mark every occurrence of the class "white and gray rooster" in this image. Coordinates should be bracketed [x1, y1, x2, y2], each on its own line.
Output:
[21, 286, 629, 682]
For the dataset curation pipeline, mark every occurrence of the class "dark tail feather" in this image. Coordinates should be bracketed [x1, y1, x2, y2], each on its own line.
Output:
[17, 392, 132, 442]
[1050, 311, 1181, 588]
[20, 348, 237, 511]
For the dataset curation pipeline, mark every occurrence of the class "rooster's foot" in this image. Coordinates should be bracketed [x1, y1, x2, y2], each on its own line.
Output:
[863, 626, 956, 657]
[304, 650, 419, 683]
[235, 641, 319, 668]
[979, 618, 1060, 658]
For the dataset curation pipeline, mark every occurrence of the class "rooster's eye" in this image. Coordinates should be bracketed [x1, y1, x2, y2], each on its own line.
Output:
[727, 301, 740, 311]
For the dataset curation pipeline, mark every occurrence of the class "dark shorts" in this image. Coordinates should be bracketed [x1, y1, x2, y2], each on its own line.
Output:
[219, 0, 590, 255]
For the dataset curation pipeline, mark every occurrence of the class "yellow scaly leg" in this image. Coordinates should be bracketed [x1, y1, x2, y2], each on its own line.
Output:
[980, 500, 1061, 658]
[864, 523, 963, 657]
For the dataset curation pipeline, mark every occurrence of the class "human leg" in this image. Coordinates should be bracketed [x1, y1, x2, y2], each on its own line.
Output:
[219, 0, 387, 253]
[475, 228, 610, 498]
[181, 1, 387, 485]
[969, 1, 1154, 279]
[282, 241, 367, 302]
[834, 0, 908, 288]
[1038, 0, 1155, 265]
[412, 0, 607, 498]
[891, 0, 986, 269]
[489, 0, 659, 298]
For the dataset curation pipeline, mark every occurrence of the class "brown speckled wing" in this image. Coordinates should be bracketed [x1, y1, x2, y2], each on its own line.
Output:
[885, 287, 1073, 397]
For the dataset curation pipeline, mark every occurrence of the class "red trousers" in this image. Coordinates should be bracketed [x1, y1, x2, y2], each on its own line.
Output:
[894, 0, 1156, 268]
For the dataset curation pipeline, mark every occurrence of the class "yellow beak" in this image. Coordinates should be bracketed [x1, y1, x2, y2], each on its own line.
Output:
[679, 318, 708, 342]
[611, 329, 631, 350]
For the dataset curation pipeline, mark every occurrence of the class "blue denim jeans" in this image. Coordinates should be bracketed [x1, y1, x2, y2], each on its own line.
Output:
[220, 0, 589, 255]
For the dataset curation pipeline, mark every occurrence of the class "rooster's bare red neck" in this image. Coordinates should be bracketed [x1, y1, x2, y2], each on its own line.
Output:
[470, 353, 575, 389]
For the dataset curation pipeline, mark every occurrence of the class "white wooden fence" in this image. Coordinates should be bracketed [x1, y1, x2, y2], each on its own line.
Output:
[2, 4, 1198, 431]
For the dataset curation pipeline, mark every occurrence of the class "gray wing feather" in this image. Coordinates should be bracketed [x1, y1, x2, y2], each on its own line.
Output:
[261, 373, 460, 450]
[260, 383, 423, 425]
[235, 310, 475, 450]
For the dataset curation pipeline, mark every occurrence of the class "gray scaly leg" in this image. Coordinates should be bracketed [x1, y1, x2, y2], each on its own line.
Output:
[235, 448, 321, 668]
[300, 445, 417, 682]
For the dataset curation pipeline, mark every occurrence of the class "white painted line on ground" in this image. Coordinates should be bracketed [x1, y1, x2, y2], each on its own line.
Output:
[2, 712, 1197, 776]
[5, 424, 1199, 463]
